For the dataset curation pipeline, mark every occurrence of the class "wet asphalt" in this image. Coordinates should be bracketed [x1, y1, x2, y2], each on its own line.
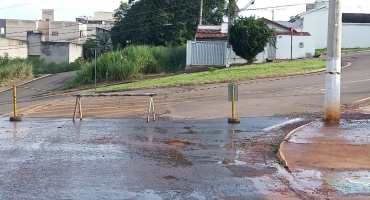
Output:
[0, 117, 295, 200]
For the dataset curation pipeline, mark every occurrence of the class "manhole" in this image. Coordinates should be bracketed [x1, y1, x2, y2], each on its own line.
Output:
[166, 140, 190, 146]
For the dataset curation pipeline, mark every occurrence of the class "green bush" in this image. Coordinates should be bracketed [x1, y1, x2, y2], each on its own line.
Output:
[0, 55, 33, 83]
[67, 45, 186, 88]
[29, 57, 84, 74]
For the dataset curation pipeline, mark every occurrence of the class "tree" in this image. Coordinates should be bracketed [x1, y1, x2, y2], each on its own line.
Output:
[114, 1, 130, 21]
[229, 16, 275, 64]
[82, 33, 111, 60]
[111, 0, 226, 48]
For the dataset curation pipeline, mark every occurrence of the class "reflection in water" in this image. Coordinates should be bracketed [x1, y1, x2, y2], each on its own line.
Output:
[73, 120, 83, 135]
[168, 149, 193, 167]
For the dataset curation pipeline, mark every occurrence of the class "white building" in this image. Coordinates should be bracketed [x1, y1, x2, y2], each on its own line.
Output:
[0, 9, 87, 44]
[187, 18, 315, 67]
[76, 11, 115, 39]
[287, 0, 370, 49]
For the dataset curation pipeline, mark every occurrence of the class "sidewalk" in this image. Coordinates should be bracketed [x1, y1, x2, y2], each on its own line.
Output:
[280, 105, 370, 172]
[278, 105, 370, 196]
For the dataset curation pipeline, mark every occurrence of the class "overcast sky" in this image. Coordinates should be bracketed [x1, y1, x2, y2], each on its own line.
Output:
[0, 0, 369, 22]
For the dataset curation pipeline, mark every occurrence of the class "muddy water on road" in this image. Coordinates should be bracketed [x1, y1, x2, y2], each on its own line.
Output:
[0, 117, 307, 199]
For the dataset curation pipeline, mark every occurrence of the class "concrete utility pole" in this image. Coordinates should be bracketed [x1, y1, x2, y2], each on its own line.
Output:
[199, 0, 203, 25]
[227, 0, 233, 48]
[324, 0, 342, 124]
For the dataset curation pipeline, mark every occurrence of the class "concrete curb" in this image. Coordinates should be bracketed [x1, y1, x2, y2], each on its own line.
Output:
[0, 74, 52, 93]
[277, 120, 319, 171]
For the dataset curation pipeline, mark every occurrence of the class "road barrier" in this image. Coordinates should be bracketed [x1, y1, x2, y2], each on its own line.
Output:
[72, 93, 157, 122]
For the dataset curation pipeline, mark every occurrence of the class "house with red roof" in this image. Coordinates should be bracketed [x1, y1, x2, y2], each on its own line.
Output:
[186, 18, 315, 67]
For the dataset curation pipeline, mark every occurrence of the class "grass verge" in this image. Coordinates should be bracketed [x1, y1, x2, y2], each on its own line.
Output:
[315, 47, 370, 56]
[86, 59, 326, 92]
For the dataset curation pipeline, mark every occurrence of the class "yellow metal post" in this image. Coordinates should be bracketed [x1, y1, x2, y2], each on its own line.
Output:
[231, 84, 235, 118]
[13, 85, 17, 117]
[10, 85, 22, 121]
[228, 83, 240, 124]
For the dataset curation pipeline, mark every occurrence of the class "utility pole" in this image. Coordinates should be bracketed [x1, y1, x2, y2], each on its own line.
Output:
[324, 0, 342, 124]
[227, 0, 233, 48]
[199, 0, 203, 25]
[272, 10, 275, 21]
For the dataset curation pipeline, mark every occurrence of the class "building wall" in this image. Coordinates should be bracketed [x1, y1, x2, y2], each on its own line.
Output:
[275, 35, 315, 59]
[302, 7, 370, 49]
[0, 38, 28, 58]
[69, 43, 83, 63]
[2, 19, 38, 41]
[48, 21, 87, 44]
[302, 8, 329, 49]
[87, 24, 112, 39]
[94, 12, 114, 20]
[268, 24, 291, 32]
[342, 23, 370, 48]
[28, 32, 70, 63]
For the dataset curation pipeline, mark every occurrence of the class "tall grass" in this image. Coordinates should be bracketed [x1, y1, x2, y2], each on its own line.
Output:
[0, 55, 33, 84]
[28, 57, 85, 74]
[67, 45, 186, 88]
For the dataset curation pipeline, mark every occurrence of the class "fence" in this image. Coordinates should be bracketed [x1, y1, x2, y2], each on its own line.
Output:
[186, 40, 228, 67]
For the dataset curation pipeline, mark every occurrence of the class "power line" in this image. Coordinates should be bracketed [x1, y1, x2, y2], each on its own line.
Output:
[240, 3, 308, 11]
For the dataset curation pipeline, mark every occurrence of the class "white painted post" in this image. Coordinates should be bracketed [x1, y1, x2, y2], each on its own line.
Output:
[199, 0, 203, 25]
[324, 0, 342, 124]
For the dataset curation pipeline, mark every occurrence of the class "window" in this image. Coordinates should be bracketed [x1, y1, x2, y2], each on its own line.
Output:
[0, 27, 4, 35]
[52, 31, 58, 36]
[46, 19, 49, 21]
[299, 42, 304, 48]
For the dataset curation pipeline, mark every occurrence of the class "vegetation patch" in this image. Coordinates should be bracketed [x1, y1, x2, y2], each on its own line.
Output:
[86, 59, 325, 92]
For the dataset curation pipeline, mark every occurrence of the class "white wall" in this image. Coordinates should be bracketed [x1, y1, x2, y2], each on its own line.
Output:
[0, 38, 28, 58]
[268, 23, 290, 32]
[302, 8, 329, 49]
[69, 43, 83, 63]
[275, 35, 315, 59]
[302, 8, 370, 49]
[342, 23, 370, 48]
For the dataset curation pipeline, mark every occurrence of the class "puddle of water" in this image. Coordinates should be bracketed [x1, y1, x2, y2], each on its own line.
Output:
[324, 171, 370, 194]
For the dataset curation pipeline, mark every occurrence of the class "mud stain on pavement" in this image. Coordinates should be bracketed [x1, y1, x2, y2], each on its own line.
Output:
[90, 138, 126, 145]
[183, 126, 196, 134]
[228, 165, 277, 178]
[166, 140, 190, 146]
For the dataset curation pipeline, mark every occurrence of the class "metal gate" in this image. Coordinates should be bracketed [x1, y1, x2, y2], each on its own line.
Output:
[186, 40, 228, 66]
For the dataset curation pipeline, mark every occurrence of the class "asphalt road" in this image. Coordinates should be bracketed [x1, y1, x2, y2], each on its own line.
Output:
[2, 52, 370, 119]
[0, 116, 311, 199]
[0, 71, 76, 114]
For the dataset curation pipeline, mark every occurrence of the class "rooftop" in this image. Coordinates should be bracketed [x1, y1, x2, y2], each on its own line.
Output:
[195, 29, 227, 40]
[342, 13, 370, 23]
